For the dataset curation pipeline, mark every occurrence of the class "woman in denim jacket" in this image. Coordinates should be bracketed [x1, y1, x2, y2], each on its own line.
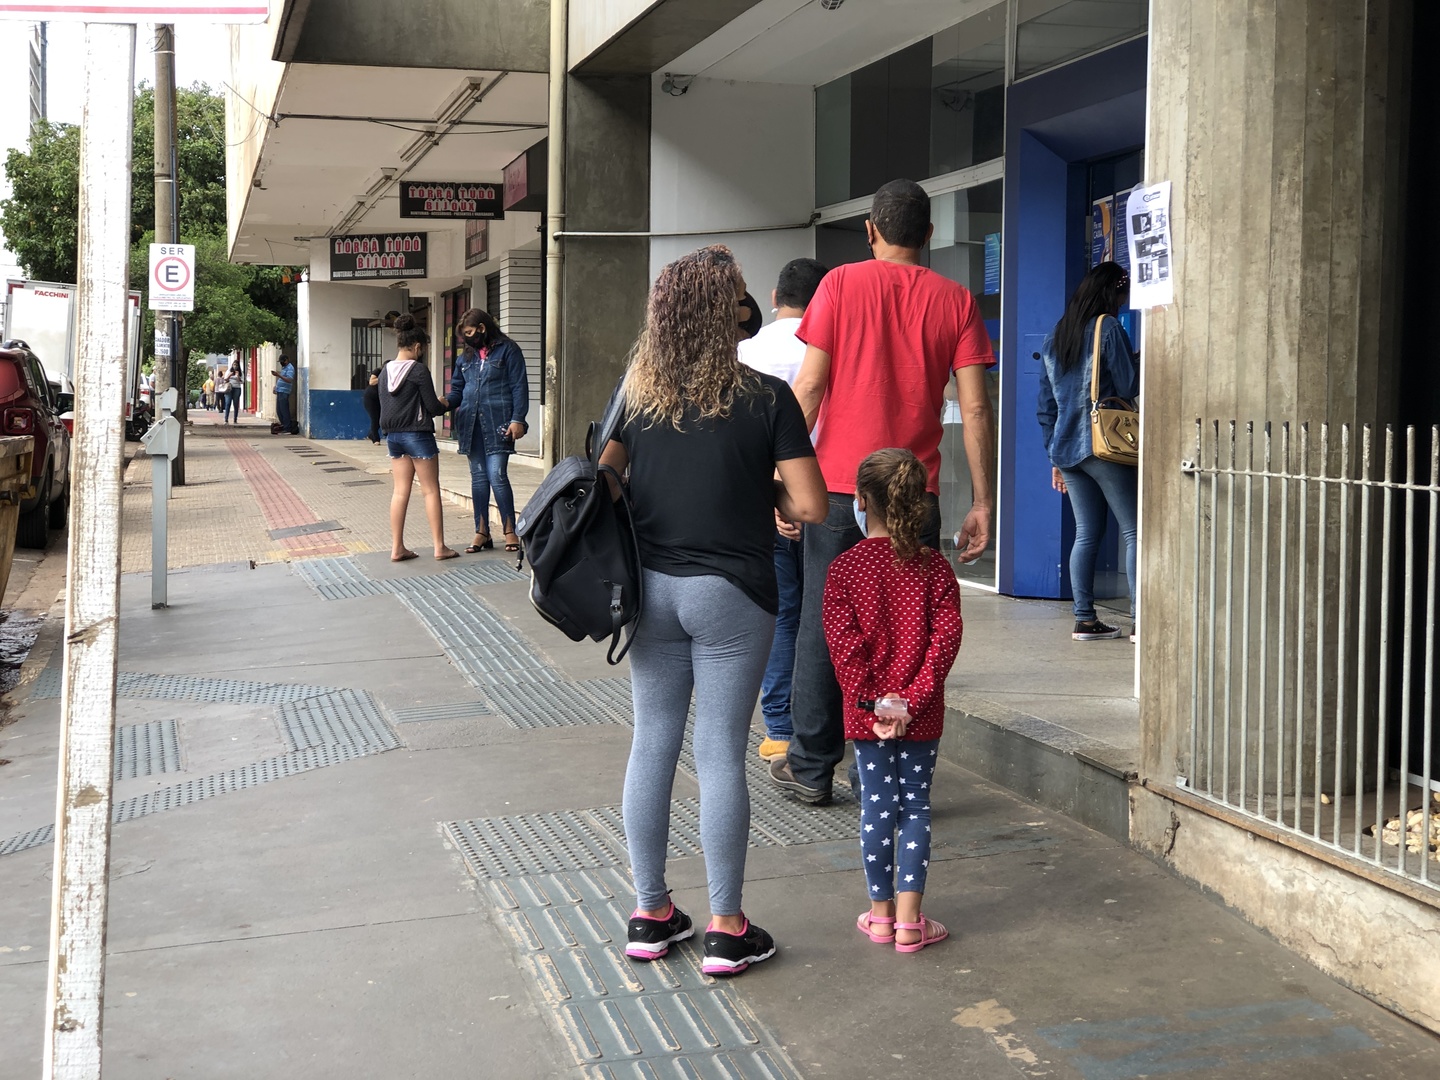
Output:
[447, 308, 530, 552]
[1036, 261, 1138, 642]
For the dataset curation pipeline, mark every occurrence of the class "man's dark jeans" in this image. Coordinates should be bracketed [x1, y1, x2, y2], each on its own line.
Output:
[759, 532, 803, 740]
[276, 392, 295, 434]
[788, 491, 943, 793]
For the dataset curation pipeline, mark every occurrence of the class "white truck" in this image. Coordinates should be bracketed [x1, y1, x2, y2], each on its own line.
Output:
[2, 278, 147, 437]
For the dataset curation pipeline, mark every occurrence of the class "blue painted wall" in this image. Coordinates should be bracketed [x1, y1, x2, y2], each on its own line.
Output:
[307, 389, 371, 440]
[999, 38, 1148, 598]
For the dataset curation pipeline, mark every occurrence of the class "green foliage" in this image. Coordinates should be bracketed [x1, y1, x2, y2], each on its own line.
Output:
[1, 84, 294, 357]
[1, 121, 81, 282]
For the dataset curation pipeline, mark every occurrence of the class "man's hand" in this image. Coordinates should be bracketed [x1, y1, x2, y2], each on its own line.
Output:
[955, 502, 993, 563]
[774, 509, 802, 541]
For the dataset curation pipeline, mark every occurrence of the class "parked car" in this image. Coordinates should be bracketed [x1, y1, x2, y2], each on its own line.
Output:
[0, 340, 72, 547]
[46, 371, 74, 437]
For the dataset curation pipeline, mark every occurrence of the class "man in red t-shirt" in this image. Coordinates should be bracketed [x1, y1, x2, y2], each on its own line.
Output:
[769, 179, 996, 805]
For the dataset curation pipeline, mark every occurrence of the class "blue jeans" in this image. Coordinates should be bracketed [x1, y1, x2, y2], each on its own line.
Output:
[855, 738, 940, 899]
[276, 392, 294, 433]
[1059, 455, 1138, 622]
[223, 387, 240, 422]
[759, 533, 802, 741]
[789, 493, 941, 791]
[468, 452, 516, 533]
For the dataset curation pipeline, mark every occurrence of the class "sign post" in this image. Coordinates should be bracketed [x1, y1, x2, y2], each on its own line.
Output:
[0, 7, 264, 1080]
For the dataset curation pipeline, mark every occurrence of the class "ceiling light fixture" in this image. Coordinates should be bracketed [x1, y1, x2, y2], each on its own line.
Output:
[820, 0, 844, 9]
[661, 73, 695, 97]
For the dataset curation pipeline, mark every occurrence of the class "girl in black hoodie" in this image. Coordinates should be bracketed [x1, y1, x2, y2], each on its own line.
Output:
[377, 314, 457, 561]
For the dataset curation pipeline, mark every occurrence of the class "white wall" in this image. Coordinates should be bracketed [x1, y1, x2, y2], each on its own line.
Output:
[649, 76, 815, 309]
[569, 0, 656, 68]
[300, 280, 400, 392]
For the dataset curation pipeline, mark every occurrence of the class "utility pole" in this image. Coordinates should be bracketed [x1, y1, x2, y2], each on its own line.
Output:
[153, 23, 185, 484]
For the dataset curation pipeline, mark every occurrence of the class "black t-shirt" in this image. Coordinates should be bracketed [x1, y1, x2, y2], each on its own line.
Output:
[620, 372, 814, 614]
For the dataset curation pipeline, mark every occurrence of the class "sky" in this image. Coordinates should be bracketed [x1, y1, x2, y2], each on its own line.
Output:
[44, 21, 233, 125]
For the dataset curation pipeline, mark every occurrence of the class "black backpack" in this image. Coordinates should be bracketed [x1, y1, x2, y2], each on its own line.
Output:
[514, 386, 643, 664]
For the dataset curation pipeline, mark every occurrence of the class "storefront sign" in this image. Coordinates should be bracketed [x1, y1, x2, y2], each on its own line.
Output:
[1125, 182, 1174, 308]
[465, 219, 490, 269]
[148, 242, 195, 312]
[330, 233, 428, 281]
[983, 233, 1001, 296]
[399, 182, 503, 220]
[503, 139, 548, 213]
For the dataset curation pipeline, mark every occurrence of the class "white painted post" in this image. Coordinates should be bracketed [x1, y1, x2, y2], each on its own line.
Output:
[43, 22, 136, 1080]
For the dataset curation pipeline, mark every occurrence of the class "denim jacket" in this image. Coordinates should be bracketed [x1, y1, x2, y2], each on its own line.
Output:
[1036, 315, 1138, 470]
[446, 336, 529, 457]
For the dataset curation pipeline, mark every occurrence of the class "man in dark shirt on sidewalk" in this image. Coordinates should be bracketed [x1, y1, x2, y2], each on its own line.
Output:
[769, 179, 997, 805]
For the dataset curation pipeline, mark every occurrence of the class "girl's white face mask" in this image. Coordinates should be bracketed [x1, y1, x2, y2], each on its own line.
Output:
[852, 497, 867, 537]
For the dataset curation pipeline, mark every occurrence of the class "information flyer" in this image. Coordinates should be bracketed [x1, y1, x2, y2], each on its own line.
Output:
[1125, 182, 1174, 308]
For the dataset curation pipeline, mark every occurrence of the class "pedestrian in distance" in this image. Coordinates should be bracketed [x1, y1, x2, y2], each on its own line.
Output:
[446, 308, 529, 553]
[772, 178, 996, 807]
[224, 360, 243, 423]
[363, 371, 382, 444]
[271, 353, 299, 435]
[377, 314, 458, 563]
[737, 256, 829, 766]
[825, 448, 962, 952]
[598, 245, 827, 976]
[1036, 261, 1139, 642]
[202, 374, 214, 411]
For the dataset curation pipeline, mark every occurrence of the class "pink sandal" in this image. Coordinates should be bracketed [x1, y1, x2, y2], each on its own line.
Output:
[856, 911, 896, 943]
[894, 914, 948, 953]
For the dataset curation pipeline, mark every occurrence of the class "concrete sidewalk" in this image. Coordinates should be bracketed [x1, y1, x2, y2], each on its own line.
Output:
[1, 419, 1437, 1078]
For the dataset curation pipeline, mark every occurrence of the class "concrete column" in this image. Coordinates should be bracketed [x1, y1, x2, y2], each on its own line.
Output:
[557, 74, 650, 457]
[1138, 1, 1411, 785]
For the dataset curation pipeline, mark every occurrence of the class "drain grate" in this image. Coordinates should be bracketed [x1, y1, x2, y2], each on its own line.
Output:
[114, 719, 182, 780]
[324, 466, 358, 473]
[477, 866, 802, 1078]
[389, 700, 493, 724]
[268, 520, 343, 540]
[444, 811, 625, 879]
[481, 680, 630, 730]
[342, 478, 383, 487]
[278, 689, 398, 752]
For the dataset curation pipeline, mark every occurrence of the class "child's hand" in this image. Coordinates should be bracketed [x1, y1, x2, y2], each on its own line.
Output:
[872, 694, 911, 740]
[872, 718, 901, 740]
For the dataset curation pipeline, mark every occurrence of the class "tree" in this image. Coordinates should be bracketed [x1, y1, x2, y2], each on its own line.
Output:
[1, 84, 295, 355]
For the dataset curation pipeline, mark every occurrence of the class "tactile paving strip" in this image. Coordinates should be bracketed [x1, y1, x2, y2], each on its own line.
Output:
[390, 561, 525, 589]
[279, 689, 399, 752]
[445, 811, 624, 878]
[399, 589, 560, 687]
[481, 680, 631, 729]
[480, 867, 802, 1078]
[389, 700, 493, 724]
[292, 557, 387, 599]
[114, 719, 182, 780]
[30, 670, 336, 704]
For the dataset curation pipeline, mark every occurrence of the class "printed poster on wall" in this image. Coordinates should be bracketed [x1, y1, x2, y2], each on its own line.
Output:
[1125, 182, 1174, 308]
[1112, 187, 1132, 272]
[983, 233, 1001, 296]
[1090, 196, 1114, 267]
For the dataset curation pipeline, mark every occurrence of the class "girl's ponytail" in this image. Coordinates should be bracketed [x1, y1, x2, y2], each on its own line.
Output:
[856, 448, 931, 563]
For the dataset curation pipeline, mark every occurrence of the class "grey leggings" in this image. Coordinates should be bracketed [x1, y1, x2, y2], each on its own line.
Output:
[623, 570, 775, 916]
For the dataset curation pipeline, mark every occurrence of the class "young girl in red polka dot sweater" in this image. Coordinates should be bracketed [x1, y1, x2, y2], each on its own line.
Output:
[822, 448, 963, 952]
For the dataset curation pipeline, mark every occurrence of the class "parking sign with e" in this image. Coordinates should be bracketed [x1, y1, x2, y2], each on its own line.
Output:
[149, 243, 195, 312]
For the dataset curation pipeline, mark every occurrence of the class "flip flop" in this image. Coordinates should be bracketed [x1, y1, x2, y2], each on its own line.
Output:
[390, 550, 418, 562]
[856, 911, 896, 943]
[894, 914, 948, 953]
[435, 550, 461, 561]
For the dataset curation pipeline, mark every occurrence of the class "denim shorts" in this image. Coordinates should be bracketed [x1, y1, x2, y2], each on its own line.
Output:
[386, 431, 439, 460]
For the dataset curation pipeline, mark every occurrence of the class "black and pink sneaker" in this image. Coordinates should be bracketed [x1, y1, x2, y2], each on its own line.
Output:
[624, 901, 694, 961]
[701, 918, 776, 976]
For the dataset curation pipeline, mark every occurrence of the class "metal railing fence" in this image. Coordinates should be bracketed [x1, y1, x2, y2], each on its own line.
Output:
[1183, 420, 1439, 891]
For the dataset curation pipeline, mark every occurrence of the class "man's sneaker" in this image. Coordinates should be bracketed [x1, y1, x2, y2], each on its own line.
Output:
[625, 901, 694, 961]
[767, 759, 831, 804]
[702, 918, 776, 976]
[757, 737, 790, 762]
[1073, 619, 1124, 641]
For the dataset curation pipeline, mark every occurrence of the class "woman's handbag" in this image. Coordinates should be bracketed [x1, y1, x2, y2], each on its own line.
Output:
[1089, 316, 1140, 466]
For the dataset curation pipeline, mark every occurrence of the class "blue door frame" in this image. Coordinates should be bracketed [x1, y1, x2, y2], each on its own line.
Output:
[998, 38, 1148, 599]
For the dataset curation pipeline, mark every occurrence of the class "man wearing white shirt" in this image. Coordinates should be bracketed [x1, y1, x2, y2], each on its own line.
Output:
[738, 257, 828, 764]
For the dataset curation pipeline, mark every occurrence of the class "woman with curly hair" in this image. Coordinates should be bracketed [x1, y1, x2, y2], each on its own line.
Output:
[600, 245, 828, 976]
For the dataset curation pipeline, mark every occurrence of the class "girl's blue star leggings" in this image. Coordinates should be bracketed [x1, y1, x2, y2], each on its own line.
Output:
[854, 738, 941, 900]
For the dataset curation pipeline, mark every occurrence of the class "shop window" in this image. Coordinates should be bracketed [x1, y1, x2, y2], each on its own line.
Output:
[1014, 0, 1147, 80]
[815, 76, 852, 208]
[929, 8, 1007, 177]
